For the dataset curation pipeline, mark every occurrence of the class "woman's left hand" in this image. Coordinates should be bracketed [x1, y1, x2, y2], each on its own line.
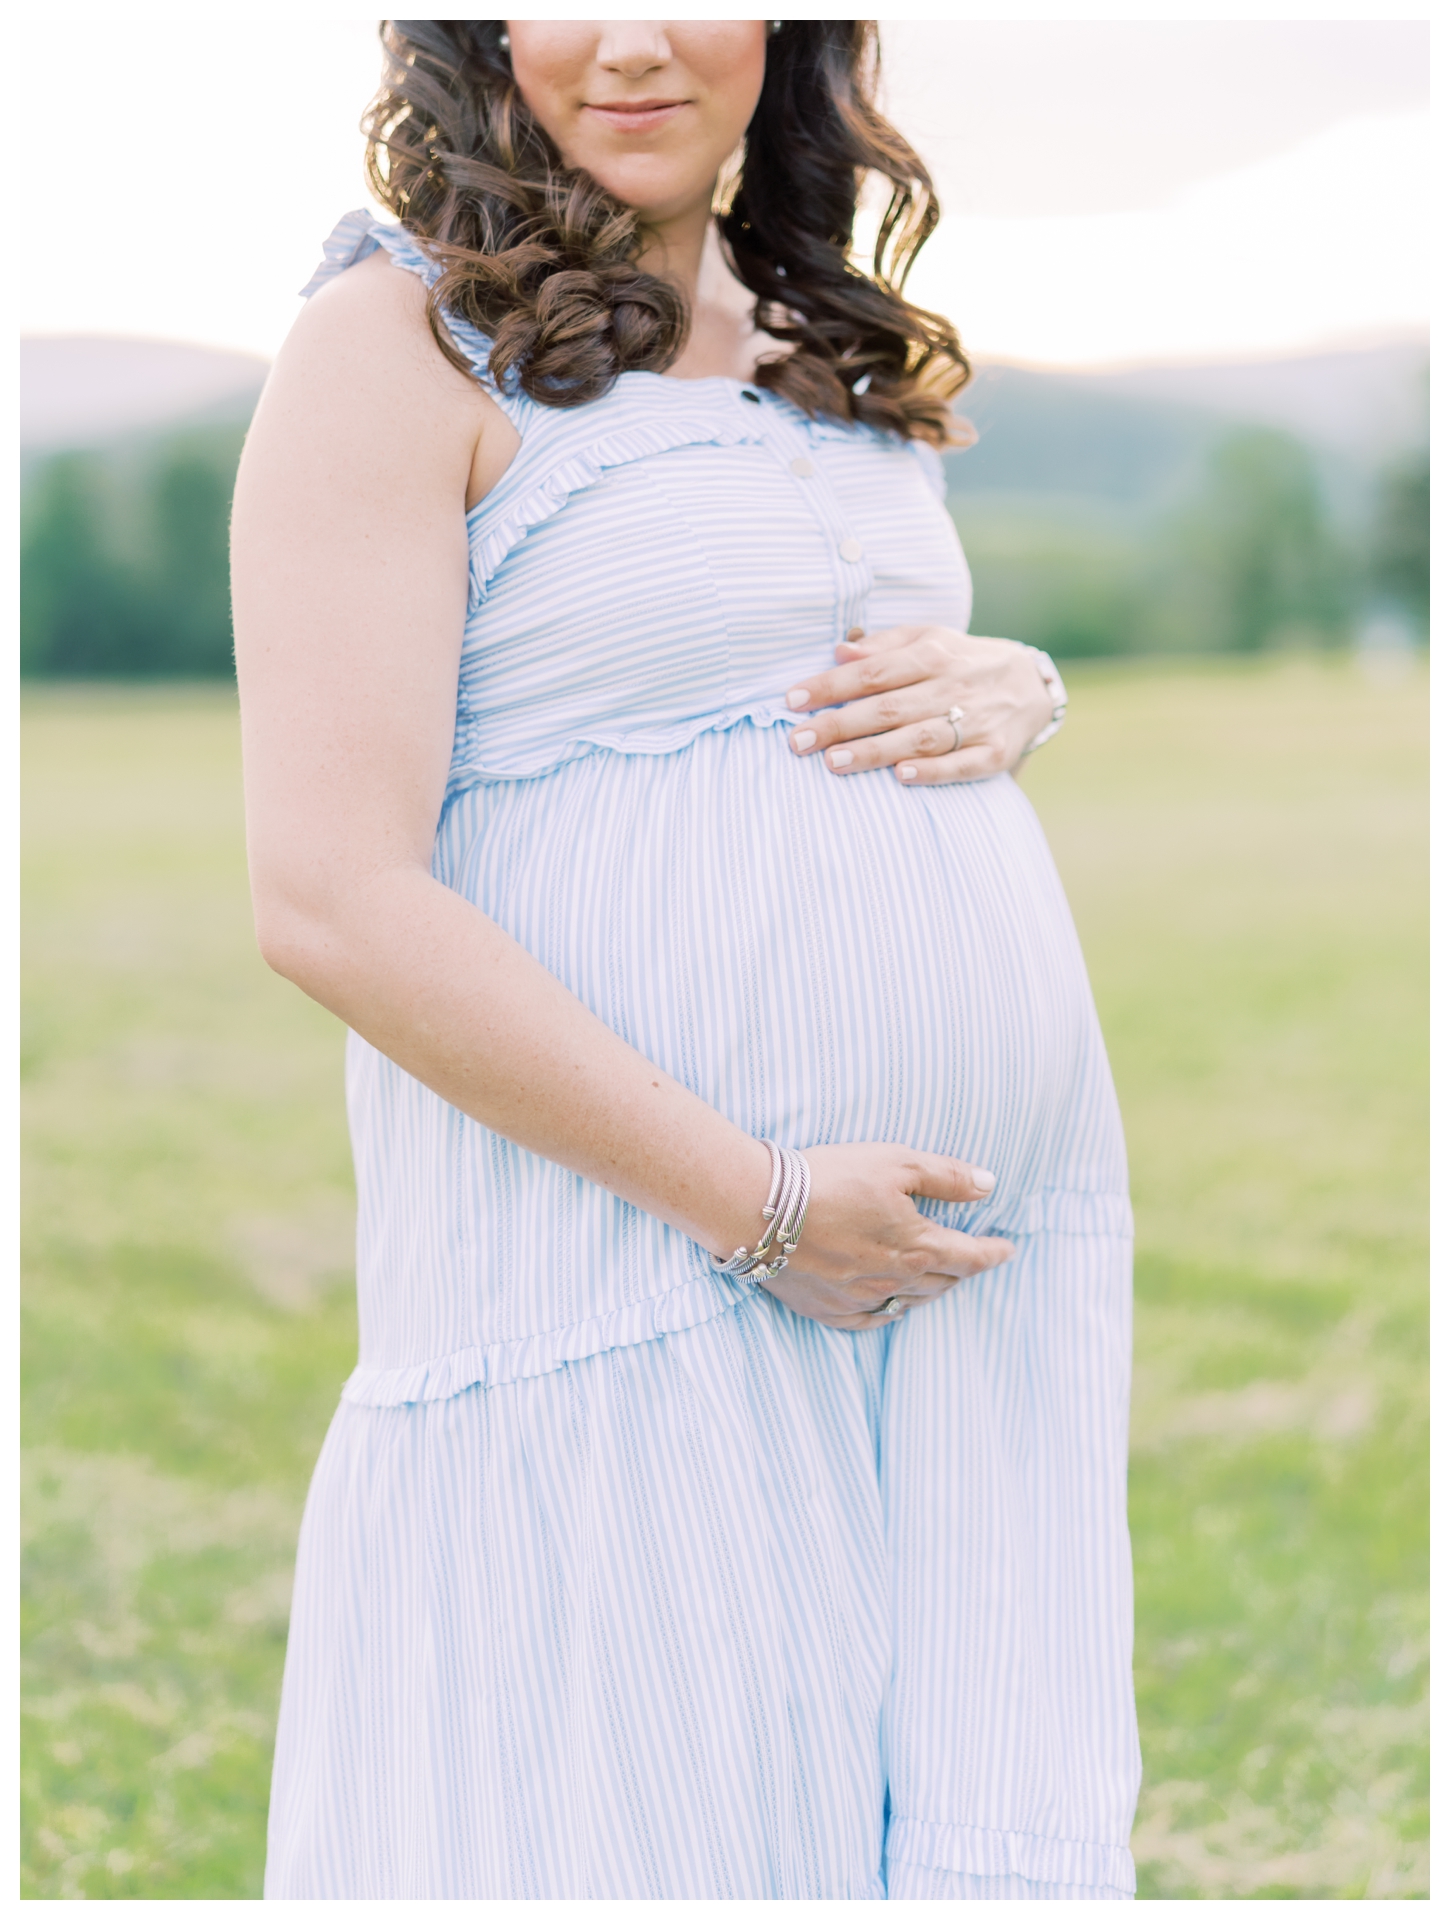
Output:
[784, 625, 1055, 785]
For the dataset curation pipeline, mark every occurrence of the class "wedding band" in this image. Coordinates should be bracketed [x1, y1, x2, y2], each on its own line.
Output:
[873, 1295, 906, 1317]
[945, 705, 964, 753]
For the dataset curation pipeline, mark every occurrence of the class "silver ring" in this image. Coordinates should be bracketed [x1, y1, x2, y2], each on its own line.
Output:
[873, 1295, 906, 1317]
[945, 704, 964, 753]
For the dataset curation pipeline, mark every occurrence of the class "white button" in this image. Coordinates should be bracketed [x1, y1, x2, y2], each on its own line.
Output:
[839, 538, 863, 563]
[789, 457, 813, 478]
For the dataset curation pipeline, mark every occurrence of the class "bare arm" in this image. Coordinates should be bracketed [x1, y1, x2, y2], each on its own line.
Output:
[231, 256, 1010, 1326]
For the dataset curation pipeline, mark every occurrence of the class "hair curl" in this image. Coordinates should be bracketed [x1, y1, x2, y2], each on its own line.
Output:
[364, 20, 970, 444]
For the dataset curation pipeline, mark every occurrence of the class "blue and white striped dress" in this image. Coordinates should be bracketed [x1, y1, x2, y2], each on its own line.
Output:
[263, 212, 1141, 1900]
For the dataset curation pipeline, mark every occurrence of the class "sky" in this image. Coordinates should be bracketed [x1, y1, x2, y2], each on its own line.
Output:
[14, 14, 1431, 371]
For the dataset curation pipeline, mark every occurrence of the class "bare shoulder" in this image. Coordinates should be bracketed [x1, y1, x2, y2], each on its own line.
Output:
[247, 248, 513, 510]
[278, 248, 484, 413]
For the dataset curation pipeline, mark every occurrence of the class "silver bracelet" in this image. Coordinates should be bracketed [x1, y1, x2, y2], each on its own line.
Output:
[1019, 646, 1068, 756]
[710, 1141, 812, 1287]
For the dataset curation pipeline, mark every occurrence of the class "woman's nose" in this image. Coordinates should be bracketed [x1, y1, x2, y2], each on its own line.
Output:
[595, 21, 672, 78]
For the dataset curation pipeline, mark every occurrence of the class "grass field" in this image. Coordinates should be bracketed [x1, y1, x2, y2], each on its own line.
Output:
[20, 659, 1428, 1899]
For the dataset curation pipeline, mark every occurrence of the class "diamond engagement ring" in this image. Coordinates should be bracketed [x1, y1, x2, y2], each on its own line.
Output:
[945, 705, 964, 753]
[873, 1295, 906, 1317]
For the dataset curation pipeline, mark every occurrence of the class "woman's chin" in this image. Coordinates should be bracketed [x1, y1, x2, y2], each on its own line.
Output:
[574, 154, 719, 227]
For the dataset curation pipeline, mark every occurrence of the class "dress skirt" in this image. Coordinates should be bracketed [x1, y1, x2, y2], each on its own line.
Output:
[264, 1223, 1139, 1899]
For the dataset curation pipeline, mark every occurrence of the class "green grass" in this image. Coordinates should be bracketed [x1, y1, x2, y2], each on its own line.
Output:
[21, 659, 1428, 1898]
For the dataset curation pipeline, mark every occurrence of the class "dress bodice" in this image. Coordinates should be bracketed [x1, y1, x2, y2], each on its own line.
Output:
[305, 212, 971, 789]
[301, 215, 1127, 1411]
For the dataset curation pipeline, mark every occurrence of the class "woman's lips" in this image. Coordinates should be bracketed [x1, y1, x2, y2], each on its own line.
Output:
[582, 100, 689, 134]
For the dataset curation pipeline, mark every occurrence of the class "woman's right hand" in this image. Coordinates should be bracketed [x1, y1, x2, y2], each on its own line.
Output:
[762, 1144, 1014, 1330]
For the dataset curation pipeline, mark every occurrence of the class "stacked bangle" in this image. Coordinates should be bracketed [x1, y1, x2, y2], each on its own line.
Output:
[711, 1140, 812, 1288]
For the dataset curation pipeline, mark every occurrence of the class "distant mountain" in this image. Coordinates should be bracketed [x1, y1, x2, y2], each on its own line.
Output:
[1074, 341, 1428, 456]
[20, 336, 269, 452]
[946, 340, 1428, 523]
[949, 371, 1215, 513]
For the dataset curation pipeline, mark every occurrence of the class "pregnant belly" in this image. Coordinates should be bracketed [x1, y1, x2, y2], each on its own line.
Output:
[444, 718, 1115, 1208]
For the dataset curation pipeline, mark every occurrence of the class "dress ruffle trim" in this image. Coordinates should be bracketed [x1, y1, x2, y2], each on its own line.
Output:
[339, 1189, 1129, 1408]
[465, 403, 765, 611]
[446, 702, 798, 787]
[887, 1816, 1137, 1896]
[302, 211, 451, 320]
[300, 208, 392, 298]
[341, 1268, 743, 1408]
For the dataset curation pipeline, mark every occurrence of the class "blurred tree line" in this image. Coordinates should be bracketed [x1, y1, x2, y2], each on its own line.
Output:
[21, 426, 243, 677]
[1368, 444, 1431, 634]
[960, 425, 1429, 659]
[20, 413, 1430, 675]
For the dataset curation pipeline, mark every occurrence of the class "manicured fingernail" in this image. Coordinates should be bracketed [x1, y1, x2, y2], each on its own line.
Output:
[827, 747, 854, 769]
[974, 1168, 996, 1191]
[792, 729, 817, 752]
[786, 688, 810, 709]
[899, 763, 918, 781]
[846, 627, 865, 642]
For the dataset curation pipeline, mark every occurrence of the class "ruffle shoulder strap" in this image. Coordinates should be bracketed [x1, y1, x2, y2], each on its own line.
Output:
[300, 210, 531, 431]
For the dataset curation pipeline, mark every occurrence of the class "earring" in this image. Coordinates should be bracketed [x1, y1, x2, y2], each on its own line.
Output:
[769, 21, 783, 34]
[498, 30, 510, 51]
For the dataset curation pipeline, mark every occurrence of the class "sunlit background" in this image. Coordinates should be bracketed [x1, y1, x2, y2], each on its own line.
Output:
[20, 14, 1429, 1901]
[15, 19, 1433, 361]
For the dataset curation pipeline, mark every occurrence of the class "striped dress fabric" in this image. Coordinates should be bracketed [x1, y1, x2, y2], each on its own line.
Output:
[264, 211, 1142, 1900]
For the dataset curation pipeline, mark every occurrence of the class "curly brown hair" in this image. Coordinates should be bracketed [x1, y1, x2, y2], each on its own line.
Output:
[363, 20, 971, 444]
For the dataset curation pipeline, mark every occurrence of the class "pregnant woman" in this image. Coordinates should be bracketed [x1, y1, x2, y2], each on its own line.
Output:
[233, 19, 1140, 1900]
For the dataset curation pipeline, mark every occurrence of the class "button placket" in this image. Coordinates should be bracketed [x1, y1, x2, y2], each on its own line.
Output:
[757, 406, 871, 640]
[802, 420, 871, 630]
